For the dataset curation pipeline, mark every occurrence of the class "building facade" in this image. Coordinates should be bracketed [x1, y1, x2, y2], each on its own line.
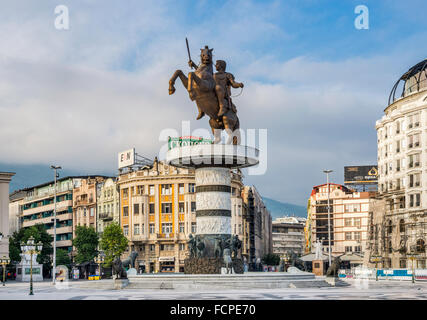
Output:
[272, 216, 306, 257]
[307, 183, 373, 256]
[72, 176, 108, 237]
[21, 177, 78, 252]
[241, 186, 273, 266]
[96, 177, 120, 234]
[0, 172, 15, 257]
[117, 159, 246, 273]
[365, 59, 427, 269]
[9, 190, 26, 234]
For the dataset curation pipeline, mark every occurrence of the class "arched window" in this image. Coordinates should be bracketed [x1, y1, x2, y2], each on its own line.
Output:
[399, 219, 405, 233]
[416, 239, 425, 253]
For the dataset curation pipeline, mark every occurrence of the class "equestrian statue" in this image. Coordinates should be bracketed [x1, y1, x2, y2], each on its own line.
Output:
[169, 39, 243, 144]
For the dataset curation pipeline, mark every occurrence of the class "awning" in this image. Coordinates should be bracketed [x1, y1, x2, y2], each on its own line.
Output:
[299, 253, 336, 262]
[338, 253, 364, 262]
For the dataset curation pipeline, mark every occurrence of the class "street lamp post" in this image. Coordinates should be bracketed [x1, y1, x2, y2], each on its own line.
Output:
[20, 236, 43, 295]
[371, 254, 381, 281]
[95, 252, 105, 279]
[0, 256, 10, 286]
[323, 170, 333, 266]
[407, 250, 418, 284]
[50, 165, 61, 284]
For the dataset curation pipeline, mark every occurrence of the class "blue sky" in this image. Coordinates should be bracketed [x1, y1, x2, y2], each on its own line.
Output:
[1, 1, 427, 205]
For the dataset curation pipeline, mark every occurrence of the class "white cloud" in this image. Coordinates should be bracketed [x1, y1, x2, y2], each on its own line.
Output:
[0, 1, 426, 205]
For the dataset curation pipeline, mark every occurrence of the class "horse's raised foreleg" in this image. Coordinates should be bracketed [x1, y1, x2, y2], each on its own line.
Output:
[169, 70, 188, 95]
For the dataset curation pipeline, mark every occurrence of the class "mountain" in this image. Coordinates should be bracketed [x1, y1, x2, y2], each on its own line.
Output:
[262, 197, 307, 220]
[0, 162, 114, 193]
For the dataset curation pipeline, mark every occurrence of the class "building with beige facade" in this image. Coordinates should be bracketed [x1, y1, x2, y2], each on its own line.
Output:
[306, 183, 373, 256]
[365, 59, 427, 269]
[9, 190, 26, 234]
[72, 176, 109, 237]
[96, 177, 120, 234]
[116, 158, 246, 273]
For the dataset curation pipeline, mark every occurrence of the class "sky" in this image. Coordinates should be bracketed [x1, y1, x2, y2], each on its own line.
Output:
[1, 0, 427, 205]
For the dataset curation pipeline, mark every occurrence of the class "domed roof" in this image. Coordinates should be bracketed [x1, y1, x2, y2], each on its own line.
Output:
[388, 58, 427, 105]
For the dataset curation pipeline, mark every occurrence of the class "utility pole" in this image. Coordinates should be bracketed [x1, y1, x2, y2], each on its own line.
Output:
[50, 165, 61, 284]
[323, 170, 333, 266]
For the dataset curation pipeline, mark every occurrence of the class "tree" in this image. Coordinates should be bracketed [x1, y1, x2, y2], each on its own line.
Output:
[72, 225, 99, 264]
[262, 253, 281, 266]
[100, 222, 128, 266]
[9, 224, 53, 278]
[56, 249, 71, 269]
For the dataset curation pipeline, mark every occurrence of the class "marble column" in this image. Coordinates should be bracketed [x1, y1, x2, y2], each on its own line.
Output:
[195, 167, 231, 256]
[0, 172, 15, 257]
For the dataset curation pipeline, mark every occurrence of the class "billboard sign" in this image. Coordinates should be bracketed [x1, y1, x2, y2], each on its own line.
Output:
[118, 148, 135, 168]
[344, 165, 378, 184]
[168, 136, 212, 150]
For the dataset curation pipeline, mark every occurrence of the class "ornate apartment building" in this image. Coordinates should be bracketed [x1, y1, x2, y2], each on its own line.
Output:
[116, 159, 246, 273]
[96, 177, 120, 234]
[72, 176, 108, 237]
[307, 183, 373, 256]
[365, 59, 427, 269]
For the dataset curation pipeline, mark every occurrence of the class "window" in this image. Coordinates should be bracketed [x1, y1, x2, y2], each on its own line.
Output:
[345, 232, 352, 240]
[400, 259, 407, 268]
[399, 219, 405, 233]
[354, 246, 361, 253]
[354, 231, 361, 241]
[123, 188, 129, 199]
[149, 223, 155, 234]
[123, 226, 129, 236]
[191, 222, 197, 233]
[179, 243, 185, 251]
[149, 203, 155, 214]
[160, 244, 174, 251]
[344, 218, 352, 227]
[162, 223, 173, 234]
[354, 218, 361, 228]
[344, 204, 360, 212]
[179, 202, 185, 213]
[188, 183, 195, 193]
[410, 194, 414, 207]
[161, 184, 172, 195]
[134, 203, 139, 215]
[83, 208, 87, 217]
[90, 208, 94, 217]
[161, 203, 172, 214]
[416, 193, 421, 207]
[179, 183, 184, 194]
[150, 244, 155, 252]
[149, 185, 155, 195]
[191, 201, 196, 212]
[179, 222, 185, 233]
[134, 224, 140, 235]
[416, 239, 425, 253]
[123, 206, 129, 217]
[137, 185, 144, 195]
[141, 223, 144, 234]
[345, 246, 352, 252]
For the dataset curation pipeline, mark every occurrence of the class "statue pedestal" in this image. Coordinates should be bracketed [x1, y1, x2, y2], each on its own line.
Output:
[167, 144, 258, 274]
[312, 259, 324, 276]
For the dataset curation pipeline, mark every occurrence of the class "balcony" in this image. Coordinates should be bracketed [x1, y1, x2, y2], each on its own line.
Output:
[99, 212, 113, 221]
[157, 233, 175, 239]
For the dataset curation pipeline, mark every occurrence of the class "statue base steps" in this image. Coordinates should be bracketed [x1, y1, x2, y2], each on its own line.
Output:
[113, 278, 129, 290]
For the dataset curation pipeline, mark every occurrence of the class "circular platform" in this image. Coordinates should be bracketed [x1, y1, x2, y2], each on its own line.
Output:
[166, 144, 259, 169]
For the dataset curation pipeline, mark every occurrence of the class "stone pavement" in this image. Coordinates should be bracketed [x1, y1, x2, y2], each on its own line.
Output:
[0, 279, 427, 300]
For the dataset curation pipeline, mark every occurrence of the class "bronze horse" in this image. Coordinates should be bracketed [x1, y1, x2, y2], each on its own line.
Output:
[169, 46, 240, 144]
